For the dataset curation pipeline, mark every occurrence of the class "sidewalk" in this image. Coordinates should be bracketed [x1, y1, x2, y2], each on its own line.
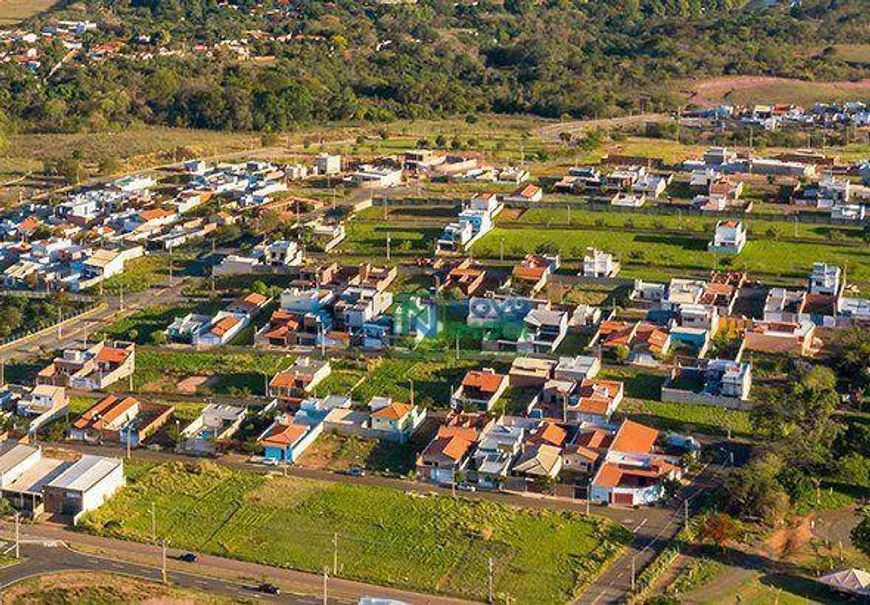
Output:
[0, 522, 474, 605]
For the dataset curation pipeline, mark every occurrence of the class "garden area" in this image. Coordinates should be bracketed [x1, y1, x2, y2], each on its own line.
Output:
[80, 460, 629, 603]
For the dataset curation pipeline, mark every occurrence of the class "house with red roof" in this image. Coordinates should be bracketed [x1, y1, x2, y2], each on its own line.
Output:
[416, 411, 491, 485]
[590, 420, 683, 506]
[38, 341, 135, 391]
[259, 414, 323, 463]
[451, 369, 508, 412]
[534, 378, 624, 424]
[367, 396, 427, 443]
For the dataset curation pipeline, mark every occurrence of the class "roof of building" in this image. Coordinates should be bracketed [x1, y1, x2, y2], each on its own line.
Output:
[610, 420, 659, 455]
[529, 422, 567, 447]
[576, 379, 623, 416]
[422, 434, 474, 463]
[73, 394, 139, 431]
[210, 315, 241, 337]
[261, 421, 308, 447]
[0, 442, 39, 475]
[371, 401, 413, 421]
[513, 444, 561, 477]
[574, 429, 613, 450]
[94, 346, 130, 365]
[593, 459, 679, 489]
[47, 454, 123, 492]
[461, 370, 506, 394]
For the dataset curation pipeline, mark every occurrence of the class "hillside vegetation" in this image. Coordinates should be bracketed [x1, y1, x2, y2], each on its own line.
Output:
[2, 0, 868, 133]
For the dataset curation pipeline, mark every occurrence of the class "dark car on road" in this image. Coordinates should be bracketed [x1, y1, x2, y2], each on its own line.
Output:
[257, 582, 281, 595]
[178, 553, 198, 563]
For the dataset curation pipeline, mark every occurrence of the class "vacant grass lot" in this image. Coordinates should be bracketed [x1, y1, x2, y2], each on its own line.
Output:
[506, 207, 865, 243]
[130, 348, 291, 395]
[621, 399, 754, 438]
[0, 0, 57, 24]
[0, 128, 260, 176]
[317, 357, 491, 407]
[343, 221, 441, 257]
[103, 299, 224, 344]
[81, 461, 627, 603]
[472, 227, 870, 283]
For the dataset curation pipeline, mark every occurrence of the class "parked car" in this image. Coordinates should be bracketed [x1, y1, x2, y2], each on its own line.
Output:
[457, 482, 476, 492]
[257, 582, 281, 595]
[347, 467, 366, 477]
[262, 458, 278, 466]
[178, 553, 198, 563]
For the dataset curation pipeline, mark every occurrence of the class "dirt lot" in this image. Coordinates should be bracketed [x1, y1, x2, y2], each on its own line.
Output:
[688, 76, 870, 107]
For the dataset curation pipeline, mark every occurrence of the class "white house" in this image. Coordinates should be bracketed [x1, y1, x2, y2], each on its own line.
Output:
[708, 220, 747, 253]
[582, 248, 620, 278]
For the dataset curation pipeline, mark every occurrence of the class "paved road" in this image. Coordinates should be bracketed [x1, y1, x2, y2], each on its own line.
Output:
[0, 280, 187, 364]
[0, 541, 313, 603]
[576, 445, 737, 604]
[0, 528, 472, 604]
[533, 114, 669, 142]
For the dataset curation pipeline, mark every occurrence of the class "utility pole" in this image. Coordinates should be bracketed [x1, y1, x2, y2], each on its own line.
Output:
[487, 557, 494, 603]
[684, 499, 690, 530]
[126, 426, 132, 459]
[386, 233, 391, 261]
[322, 569, 328, 605]
[119, 283, 124, 311]
[333, 532, 338, 575]
[631, 556, 636, 592]
[211, 238, 216, 292]
[161, 539, 170, 584]
[151, 502, 156, 544]
[57, 307, 62, 340]
[14, 511, 20, 559]
[586, 479, 591, 515]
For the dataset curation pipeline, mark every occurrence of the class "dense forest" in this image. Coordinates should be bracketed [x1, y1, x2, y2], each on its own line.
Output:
[1, 0, 868, 133]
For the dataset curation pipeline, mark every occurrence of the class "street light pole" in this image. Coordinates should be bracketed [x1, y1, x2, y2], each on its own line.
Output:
[14, 511, 20, 559]
[161, 539, 170, 584]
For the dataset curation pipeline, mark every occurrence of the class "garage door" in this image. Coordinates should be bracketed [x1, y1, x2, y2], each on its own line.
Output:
[611, 492, 634, 506]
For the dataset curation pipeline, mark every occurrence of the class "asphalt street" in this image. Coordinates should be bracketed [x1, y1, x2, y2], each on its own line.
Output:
[0, 541, 324, 603]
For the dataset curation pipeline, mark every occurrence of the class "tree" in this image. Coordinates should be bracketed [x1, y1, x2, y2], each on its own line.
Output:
[698, 513, 742, 552]
[750, 365, 842, 470]
[852, 507, 870, 558]
[722, 454, 790, 526]
[834, 328, 870, 391]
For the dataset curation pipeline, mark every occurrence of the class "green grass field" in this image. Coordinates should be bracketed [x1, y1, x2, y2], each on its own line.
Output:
[621, 400, 754, 438]
[80, 461, 628, 603]
[103, 300, 225, 344]
[472, 227, 870, 284]
[130, 348, 292, 395]
[316, 357, 492, 407]
[504, 206, 865, 243]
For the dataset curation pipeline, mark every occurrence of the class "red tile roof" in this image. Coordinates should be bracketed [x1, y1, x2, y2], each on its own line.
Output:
[261, 422, 308, 447]
[371, 402, 413, 421]
[610, 420, 658, 455]
[461, 370, 506, 393]
[95, 346, 130, 365]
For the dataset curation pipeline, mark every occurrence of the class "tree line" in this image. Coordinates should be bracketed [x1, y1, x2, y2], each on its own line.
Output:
[0, 0, 867, 133]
